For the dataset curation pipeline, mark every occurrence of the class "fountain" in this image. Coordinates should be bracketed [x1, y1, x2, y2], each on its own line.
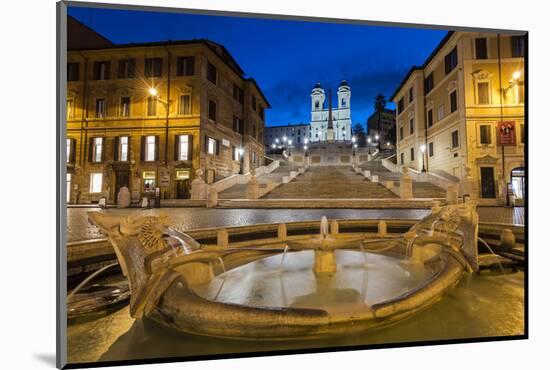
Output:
[87, 202, 483, 340]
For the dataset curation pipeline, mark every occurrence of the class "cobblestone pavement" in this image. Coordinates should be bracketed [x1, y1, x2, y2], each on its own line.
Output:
[66, 206, 525, 243]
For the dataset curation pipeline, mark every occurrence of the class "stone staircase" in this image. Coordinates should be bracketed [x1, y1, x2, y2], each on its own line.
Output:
[218, 161, 302, 199]
[264, 165, 398, 199]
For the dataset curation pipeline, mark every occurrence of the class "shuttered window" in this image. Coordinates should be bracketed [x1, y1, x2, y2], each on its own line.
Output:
[179, 95, 191, 115]
[176, 56, 195, 76]
[95, 98, 106, 118]
[93, 61, 110, 80]
[479, 125, 492, 145]
[475, 38, 488, 59]
[207, 62, 217, 84]
[175, 135, 193, 161]
[120, 97, 130, 117]
[208, 100, 217, 122]
[144, 58, 163, 77]
[147, 96, 157, 116]
[67, 63, 79, 81]
[117, 59, 135, 78]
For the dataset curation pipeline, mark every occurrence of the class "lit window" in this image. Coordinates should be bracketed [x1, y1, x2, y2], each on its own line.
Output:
[66, 139, 71, 163]
[145, 136, 156, 161]
[142, 171, 156, 192]
[178, 135, 189, 160]
[119, 136, 129, 161]
[207, 137, 217, 155]
[93, 137, 103, 163]
[89, 173, 103, 193]
[95, 98, 106, 118]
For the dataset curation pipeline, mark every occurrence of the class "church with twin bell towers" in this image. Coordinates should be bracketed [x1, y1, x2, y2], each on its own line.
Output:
[310, 80, 352, 142]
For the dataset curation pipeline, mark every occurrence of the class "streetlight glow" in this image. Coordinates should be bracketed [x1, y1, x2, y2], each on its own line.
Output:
[288, 140, 292, 146]
[354, 144, 357, 149]
[375, 134, 379, 140]
[512, 71, 521, 80]
[304, 145, 308, 151]
[275, 138, 279, 143]
[420, 144, 426, 153]
[367, 137, 371, 143]
[238, 148, 244, 156]
[283, 136, 287, 141]
[352, 136, 356, 143]
[305, 138, 309, 144]
[148, 87, 158, 97]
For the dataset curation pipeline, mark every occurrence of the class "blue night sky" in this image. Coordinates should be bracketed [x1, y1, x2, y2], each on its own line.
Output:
[68, 6, 447, 129]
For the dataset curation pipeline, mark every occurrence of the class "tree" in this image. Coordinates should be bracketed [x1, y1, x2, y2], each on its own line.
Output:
[352, 122, 367, 147]
[374, 94, 387, 150]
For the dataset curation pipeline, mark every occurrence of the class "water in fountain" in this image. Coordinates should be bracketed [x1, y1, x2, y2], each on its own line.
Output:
[67, 262, 119, 303]
[279, 245, 289, 269]
[320, 216, 329, 239]
[217, 257, 226, 273]
[170, 235, 192, 255]
[478, 237, 505, 274]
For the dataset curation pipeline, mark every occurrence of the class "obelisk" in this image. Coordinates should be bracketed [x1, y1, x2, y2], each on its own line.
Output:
[326, 88, 335, 141]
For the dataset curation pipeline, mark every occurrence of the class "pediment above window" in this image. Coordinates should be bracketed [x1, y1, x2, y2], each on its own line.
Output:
[472, 70, 493, 81]
[447, 80, 457, 92]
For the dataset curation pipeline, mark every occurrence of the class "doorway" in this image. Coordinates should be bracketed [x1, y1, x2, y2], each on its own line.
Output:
[480, 167, 496, 198]
[175, 169, 191, 199]
[115, 170, 130, 196]
[511, 167, 525, 201]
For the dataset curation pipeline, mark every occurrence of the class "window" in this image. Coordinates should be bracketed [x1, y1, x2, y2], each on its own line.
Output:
[252, 151, 257, 165]
[144, 136, 156, 161]
[315, 101, 320, 109]
[118, 136, 129, 161]
[120, 97, 130, 117]
[516, 81, 525, 104]
[251, 95, 257, 111]
[67, 63, 79, 81]
[341, 98, 346, 107]
[437, 105, 445, 121]
[92, 137, 103, 163]
[450, 90, 458, 113]
[142, 172, 156, 193]
[410, 147, 415, 161]
[95, 98, 106, 118]
[399, 126, 404, 140]
[477, 82, 490, 105]
[259, 106, 265, 121]
[207, 100, 217, 122]
[176, 56, 194, 76]
[207, 62, 217, 84]
[424, 73, 434, 94]
[89, 173, 103, 193]
[66, 139, 72, 163]
[479, 125, 492, 144]
[427, 109, 433, 128]
[207, 137, 217, 155]
[147, 96, 157, 116]
[93, 61, 110, 80]
[409, 118, 414, 134]
[67, 99, 74, 119]
[451, 130, 459, 149]
[233, 116, 243, 134]
[445, 47, 458, 74]
[475, 38, 488, 59]
[233, 146, 240, 161]
[409, 87, 414, 103]
[117, 59, 135, 78]
[512, 36, 525, 57]
[428, 142, 434, 157]
[397, 98, 404, 114]
[400, 152, 404, 164]
[177, 135, 191, 161]
[179, 94, 191, 115]
[252, 124, 257, 139]
[144, 58, 163, 77]
[233, 84, 244, 104]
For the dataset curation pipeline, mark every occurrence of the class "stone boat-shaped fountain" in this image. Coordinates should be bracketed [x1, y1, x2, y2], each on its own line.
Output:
[88, 202, 480, 340]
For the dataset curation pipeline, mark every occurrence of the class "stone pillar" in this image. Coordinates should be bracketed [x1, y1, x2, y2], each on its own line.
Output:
[330, 220, 339, 236]
[377, 220, 387, 237]
[400, 166, 413, 199]
[500, 229, 516, 251]
[206, 187, 218, 208]
[247, 168, 260, 199]
[446, 184, 459, 204]
[460, 165, 478, 201]
[278, 223, 287, 241]
[217, 229, 229, 248]
[190, 169, 207, 200]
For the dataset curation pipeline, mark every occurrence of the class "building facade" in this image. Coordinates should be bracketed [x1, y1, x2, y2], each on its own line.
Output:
[66, 35, 269, 204]
[264, 123, 311, 148]
[391, 31, 526, 205]
[366, 108, 397, 149]
[310, 81, 352, 142]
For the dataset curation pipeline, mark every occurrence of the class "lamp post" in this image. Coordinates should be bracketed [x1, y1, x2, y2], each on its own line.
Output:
[420, 144, 427, 172]
[238, 147, 244, 175]
[367, 136, 372, 154]
[148, 86, 169, 204]
[288, 139, 292, 156]
[351, 136, 357, 156]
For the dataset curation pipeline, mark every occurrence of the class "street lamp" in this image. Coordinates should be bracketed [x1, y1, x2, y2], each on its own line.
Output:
[238, 147, 245, 174]
[288, 140, 292, 155]
[367, 136, 372, 154]
[148, 87, 158, 97]
[420, 144, 427, 172]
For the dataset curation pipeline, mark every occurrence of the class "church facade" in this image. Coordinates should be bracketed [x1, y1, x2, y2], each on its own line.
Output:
[310, 81, 352, 142]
